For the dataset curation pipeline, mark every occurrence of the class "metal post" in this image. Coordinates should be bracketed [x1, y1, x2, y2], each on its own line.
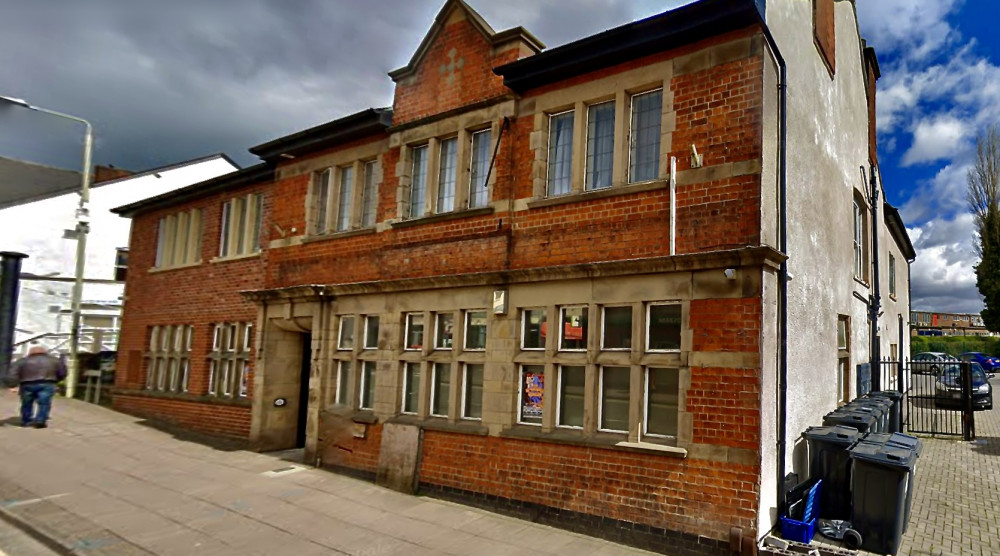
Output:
[961, 362, 975, 441]
[66, 122, 93, 399]
[0, 252, 28, 376]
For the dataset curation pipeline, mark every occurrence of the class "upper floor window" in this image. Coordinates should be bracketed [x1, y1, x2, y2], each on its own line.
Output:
[585, 102, 615, 190]
[219, 194, 263, 258]
[400, 123, 496, 220]
[361, 161, 378, 227]
[154, 209, 202, 269]
[469, 130, 492, 208]
[437, 138, 458, 212]
[889, 254, 897, 297]
[543, 88, 665, 198]
[547, 111, 574, 196]
[410, 145, 429, 218]
[310, 160, 379, 235]
[336, 167, 354, 232]
[629, 89, 663, 183]
[114, 248, 128, 281]
[853, 195, 870, 282]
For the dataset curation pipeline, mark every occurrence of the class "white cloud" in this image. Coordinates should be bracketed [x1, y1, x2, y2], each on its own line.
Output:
[907, 214, 983, 313]
[901, 116, 970, 166]
[856, 0, 963, 62]
[900, 162, 970, 224]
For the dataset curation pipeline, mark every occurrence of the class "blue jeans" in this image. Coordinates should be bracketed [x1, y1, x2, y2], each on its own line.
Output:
[19, 382, 56, 425]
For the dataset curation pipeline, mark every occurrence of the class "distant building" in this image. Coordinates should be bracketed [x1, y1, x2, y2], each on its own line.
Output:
[910, 311, 993, 337]
[2, 154, 239, 355]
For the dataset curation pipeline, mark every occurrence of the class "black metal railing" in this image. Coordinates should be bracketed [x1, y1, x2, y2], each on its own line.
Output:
[890, 358, 975, 440]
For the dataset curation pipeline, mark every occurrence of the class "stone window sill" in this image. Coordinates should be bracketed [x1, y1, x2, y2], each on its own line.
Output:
[390, 206, 494, 229]
[527, 179, 668, 210]
[111, 387, 252, 408]
[148, 261, 202, 274]
[210, 252, 261, 264]
[387, 414, 489, 436]
[501, 424, 686, 458]
[302, 227, 377, 244]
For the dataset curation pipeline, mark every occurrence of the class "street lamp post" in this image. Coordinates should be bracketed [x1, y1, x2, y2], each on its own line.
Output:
[0, 95, 93, 398]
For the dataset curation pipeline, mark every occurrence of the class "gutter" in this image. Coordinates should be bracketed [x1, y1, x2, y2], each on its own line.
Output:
[754, 11, 790, 524]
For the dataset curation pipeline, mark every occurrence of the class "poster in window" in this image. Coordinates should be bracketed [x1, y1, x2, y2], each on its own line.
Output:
[521, 372, 544, 419]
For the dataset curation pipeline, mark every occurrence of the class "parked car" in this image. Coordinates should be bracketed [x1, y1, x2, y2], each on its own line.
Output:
[912, 352, 950, 375]
[935, 362, 993, 411]
[958, 352, 999, 372]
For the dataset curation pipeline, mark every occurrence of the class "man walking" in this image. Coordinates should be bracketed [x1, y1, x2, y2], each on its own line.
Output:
[6, 346, 66, 428]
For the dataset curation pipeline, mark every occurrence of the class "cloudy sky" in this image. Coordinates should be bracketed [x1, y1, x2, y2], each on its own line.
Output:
[0, 0, 997, 313]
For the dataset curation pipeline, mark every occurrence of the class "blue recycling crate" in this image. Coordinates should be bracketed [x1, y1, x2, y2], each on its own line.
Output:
[780, 480, 823, 543]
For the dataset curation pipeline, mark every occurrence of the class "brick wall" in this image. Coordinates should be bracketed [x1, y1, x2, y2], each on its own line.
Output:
[418, 432, 759, 542]
[113, 179, 271, 436]
[391, 13, 516, 126]
[113, 394, 251, 439]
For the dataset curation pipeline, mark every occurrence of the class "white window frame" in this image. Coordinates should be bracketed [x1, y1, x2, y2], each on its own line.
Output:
[219, 194, 263, 258]
[401, 362, 420, 415]
[642, 367, 678, 438]
[336, 165, 354, 232]
[461, 363, 483, 421]
[584, 100, 616, 191]
[646, 302, 682, 353]
[597, 366, 630, 433]
[889, 254, 896, 297]
[627, 88, 664, 184]
[559, 306, 588, 352]
[311, 168, 332, 235]
[361, 160, 378, 228]
[556, 365, 584, 430]
[363, 315, 379, 350]
[336, 360, 351, 406]
[600, 305, 632, 351]
[359, 361, 376, 410]
[853, 200, 864, 280]
[546, 110, 575, 197]
[209, 321, 252, 398]
[404, 313, 424, 351]
[434, 312, 454, 350]
[436, 136, 459, 213]
[521, 308, 547, 351]
[463, 310, 488, 351]
[468, 129, 492, 208]
[154, 209, 203, 269]
[409, 144, 430, 218]
[338, 315, 356, 350]
[430, 362, 450, 418]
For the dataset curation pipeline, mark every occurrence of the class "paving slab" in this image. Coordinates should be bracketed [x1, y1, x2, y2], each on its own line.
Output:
[0, 391, 655, 555]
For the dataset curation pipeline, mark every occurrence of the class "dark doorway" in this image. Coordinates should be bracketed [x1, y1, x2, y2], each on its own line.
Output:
[296, 333, 312, 448]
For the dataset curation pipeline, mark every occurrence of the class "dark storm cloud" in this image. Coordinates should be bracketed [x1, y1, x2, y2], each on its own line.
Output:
[0, 0, 667, 173]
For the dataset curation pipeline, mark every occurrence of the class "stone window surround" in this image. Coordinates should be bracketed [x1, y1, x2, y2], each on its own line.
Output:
[391, 103, 508, 221]
[853, 191, 870, 284]
[330, 313, 380, 411]
[216, 193, 263, 260]
[208, 321, 253, 398]
[308, 159, 380, 236]
[153, 209, 203, 270]
[511, 300, 686, 445]
[526, 59, 674, 200]
[145, 324, 193, 393]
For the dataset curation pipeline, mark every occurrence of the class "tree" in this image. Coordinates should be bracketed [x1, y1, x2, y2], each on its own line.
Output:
[969, 126, 1000, 331]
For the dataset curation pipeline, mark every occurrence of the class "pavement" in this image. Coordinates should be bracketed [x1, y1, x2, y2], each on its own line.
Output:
[890, 375, 1000, 556]
[2, 387, 999, 556]
[0, 390, 656, 556]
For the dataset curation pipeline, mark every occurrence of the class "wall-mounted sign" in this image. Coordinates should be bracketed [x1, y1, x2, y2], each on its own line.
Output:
[273, 397, 287, 407]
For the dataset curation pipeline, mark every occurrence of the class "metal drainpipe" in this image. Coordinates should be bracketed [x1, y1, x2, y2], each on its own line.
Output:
[869, 164, 881, 390]
[755, 16, 789, 521]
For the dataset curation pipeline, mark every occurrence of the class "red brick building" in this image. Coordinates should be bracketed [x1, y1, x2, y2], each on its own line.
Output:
[113, 1, 911, 553]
